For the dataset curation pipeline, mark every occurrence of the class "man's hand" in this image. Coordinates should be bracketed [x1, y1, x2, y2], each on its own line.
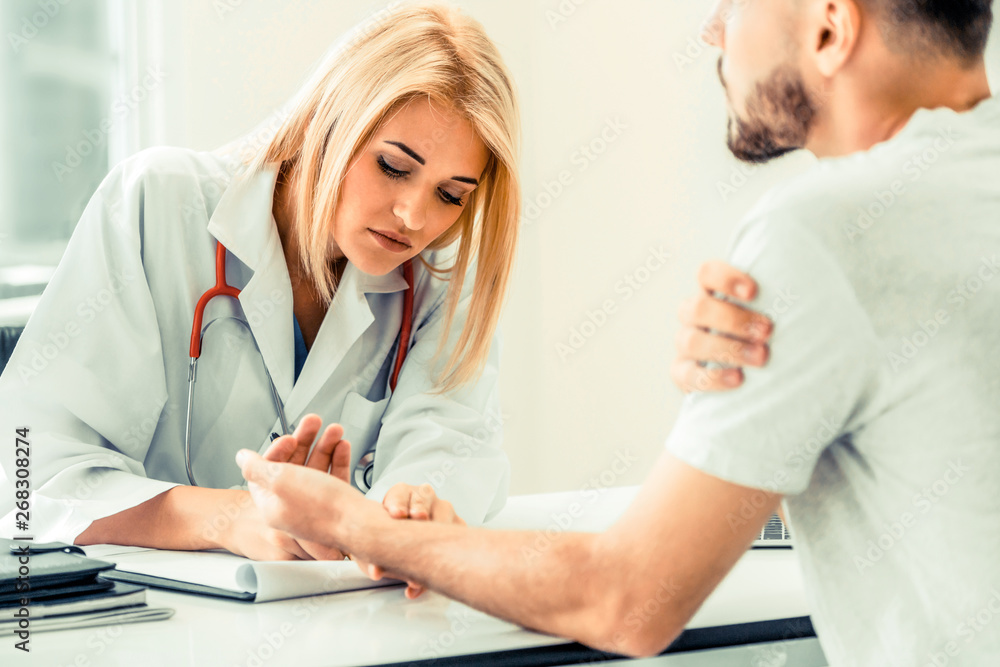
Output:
[236, 447, 382, 551]
[672, 260, 773, 393]
[238, 416, 469, 598]
[260, 415, 354, 560]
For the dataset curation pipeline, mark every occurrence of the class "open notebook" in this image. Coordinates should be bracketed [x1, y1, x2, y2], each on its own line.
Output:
[81, 545, 402, 603]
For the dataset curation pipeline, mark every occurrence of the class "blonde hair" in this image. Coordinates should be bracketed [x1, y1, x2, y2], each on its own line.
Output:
[251, 2, 521, 392]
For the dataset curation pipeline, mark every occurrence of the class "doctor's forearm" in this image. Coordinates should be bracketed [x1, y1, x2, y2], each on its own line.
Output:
[74, 485, 233, 550]
[350, 521, 624, 651]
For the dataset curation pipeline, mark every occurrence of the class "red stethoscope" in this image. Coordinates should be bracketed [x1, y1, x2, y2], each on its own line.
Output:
[183, 240, 414, 488]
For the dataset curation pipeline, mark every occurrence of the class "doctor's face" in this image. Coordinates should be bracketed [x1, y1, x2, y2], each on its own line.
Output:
[333, 98, 490, 276]
[702, 0, 819, 163]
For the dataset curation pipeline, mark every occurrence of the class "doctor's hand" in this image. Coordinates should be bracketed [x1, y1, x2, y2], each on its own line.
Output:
[672, 260, 773, 393]
[365, 483, 466, 599]
[259, 415, 353, 561]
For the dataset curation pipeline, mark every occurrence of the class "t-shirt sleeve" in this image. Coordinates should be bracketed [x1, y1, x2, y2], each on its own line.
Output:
[665, 216, 881, 495]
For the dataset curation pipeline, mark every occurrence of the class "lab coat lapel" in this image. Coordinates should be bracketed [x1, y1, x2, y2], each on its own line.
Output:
[206, 167, 295, 402]
[283, 263, 409, 421]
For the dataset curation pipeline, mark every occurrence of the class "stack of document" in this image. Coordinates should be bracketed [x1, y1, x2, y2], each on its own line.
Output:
[0, 538, 173, 635]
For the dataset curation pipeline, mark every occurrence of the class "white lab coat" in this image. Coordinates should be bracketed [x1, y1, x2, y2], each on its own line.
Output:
[0, 147, 509, 544]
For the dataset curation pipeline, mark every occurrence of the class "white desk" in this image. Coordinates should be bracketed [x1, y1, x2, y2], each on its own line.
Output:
[2, 487, 827, 667]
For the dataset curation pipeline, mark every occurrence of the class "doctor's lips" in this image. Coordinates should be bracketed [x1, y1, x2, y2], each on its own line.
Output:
[368, 228, 413, 253]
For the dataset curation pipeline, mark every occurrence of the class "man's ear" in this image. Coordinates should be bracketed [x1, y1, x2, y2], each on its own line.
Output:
[807, 0, 863, 77]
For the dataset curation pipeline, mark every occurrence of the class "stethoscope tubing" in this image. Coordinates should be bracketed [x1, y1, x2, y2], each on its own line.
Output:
[183, 241, 414, 490]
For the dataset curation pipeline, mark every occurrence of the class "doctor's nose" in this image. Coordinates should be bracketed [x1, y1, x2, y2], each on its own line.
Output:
[393, 194, 428, 232]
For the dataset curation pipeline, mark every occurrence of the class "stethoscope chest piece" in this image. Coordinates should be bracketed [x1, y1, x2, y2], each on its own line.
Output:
[355, 451, 375, 492]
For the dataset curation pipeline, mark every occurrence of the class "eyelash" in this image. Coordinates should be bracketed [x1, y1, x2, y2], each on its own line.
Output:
[377, 155, 405, 180]
[377, 155, 465, 207]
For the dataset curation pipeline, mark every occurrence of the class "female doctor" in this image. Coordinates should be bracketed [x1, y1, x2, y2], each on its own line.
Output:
[0, 3, 521, 561]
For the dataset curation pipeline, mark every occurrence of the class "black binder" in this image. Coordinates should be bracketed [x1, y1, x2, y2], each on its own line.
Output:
[0, 538, 116, 600]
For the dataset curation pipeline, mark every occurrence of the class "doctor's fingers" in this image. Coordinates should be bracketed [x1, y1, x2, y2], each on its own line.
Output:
[263, 436, 298, 464]
[303, 424, 347, 472]
[286, 414, 325, 466]
[671, 358, 743, 394]
[412, 486, 464, 525]
[354, 558, 425, 599]
[675, 326, 769, 369]
[430, 498, 463, 526]
[409, 484, 439, 520]
[383, 484, 417, 519]
[330, 439, 351, 483]
[265, 529, 312, 560]
[386, 483, 438, 520]
[678, 293, 772, 343]
[297, 538, 346, 562]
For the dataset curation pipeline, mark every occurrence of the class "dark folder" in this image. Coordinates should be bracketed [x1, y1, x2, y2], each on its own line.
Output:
[0, 538, 116, 598]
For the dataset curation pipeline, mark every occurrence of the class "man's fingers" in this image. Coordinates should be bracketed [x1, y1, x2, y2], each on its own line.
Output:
[237, 449, 281, 488]
[405, 584, 426, 599]
[675, 326, 769, 368]
[678, 294, 772, 342]
[671, 359, 743, 393]
[304, 423, 345, 472]
[697, 260, 758, 301]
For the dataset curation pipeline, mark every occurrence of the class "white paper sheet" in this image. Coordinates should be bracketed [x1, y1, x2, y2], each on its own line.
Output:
[82, 545, 400, 602]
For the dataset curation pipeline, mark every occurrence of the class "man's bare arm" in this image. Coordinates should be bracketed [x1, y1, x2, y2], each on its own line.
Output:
[239, 448, 782, 657]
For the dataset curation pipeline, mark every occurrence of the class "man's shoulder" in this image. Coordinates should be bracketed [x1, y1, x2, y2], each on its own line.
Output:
[721, 164, 884, 317]
[729, 145, 924, 269]
[736, 116, 982, 251]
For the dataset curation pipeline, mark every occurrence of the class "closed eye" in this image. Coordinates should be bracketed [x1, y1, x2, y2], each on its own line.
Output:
[378, 155, 407, 180]
[380, 154, 466, 206]
[439, 189, 464, 207]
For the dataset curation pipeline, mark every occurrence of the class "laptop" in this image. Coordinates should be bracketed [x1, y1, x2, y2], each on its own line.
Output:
[752, 514, 793, 548]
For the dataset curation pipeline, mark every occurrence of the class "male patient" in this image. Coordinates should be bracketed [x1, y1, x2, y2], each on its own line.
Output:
[236, 1, 1000, 664]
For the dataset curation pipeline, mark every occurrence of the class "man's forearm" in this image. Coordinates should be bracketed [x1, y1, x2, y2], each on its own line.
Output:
[350, 519, 629, 653]
[74, 485, 235, 550]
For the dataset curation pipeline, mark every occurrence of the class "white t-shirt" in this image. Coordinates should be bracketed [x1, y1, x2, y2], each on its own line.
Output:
[666, 97, 1000, 666]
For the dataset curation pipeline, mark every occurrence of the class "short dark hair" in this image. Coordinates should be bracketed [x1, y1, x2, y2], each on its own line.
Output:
[868, 0, 994, 62]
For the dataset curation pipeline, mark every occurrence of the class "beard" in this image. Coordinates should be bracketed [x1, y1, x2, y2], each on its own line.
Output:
[723, 61, 818, 164]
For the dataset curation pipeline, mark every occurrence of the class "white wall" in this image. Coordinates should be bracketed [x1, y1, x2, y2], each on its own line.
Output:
[151, 0, 1000, 496]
